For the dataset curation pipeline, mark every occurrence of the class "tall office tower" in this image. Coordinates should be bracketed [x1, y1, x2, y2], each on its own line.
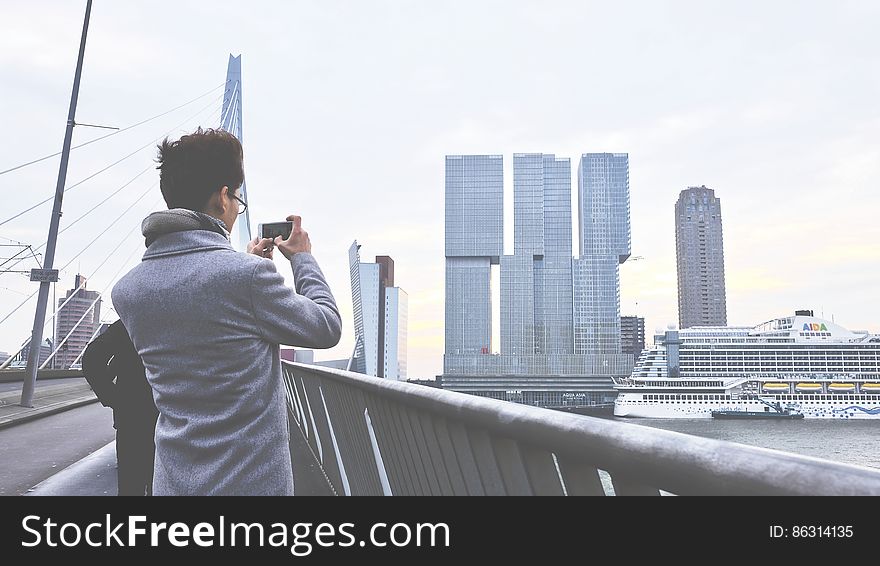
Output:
[349, 242, 408, 378]
[675, 186, 727, 328]
[376, 256, 394, 377]
[501, 154, 572, 357]
[55, 274, 101, 369]
[349, 241, 379, 375]
[575, 153, 630, 355]
[383, 287, 408, 380]
[444, 155, 503, 362]
[620, 315, 646, 361]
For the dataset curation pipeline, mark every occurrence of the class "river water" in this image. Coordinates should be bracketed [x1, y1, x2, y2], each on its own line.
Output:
[613, 417, 880, 470]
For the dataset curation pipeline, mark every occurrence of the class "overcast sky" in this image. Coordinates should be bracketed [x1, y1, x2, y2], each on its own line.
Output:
[2, 1, 879, 378]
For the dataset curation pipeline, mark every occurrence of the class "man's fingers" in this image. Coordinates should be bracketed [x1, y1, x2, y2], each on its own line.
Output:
[287, 214, 302, 229]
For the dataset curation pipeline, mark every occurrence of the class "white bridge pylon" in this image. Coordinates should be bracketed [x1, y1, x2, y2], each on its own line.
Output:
[221, 54, 251, 250]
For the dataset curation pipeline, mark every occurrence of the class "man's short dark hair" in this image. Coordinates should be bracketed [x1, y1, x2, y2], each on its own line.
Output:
[156, 127, 244, 211]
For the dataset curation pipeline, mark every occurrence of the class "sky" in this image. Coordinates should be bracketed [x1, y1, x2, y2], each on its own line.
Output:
[1, 1, 879, 379]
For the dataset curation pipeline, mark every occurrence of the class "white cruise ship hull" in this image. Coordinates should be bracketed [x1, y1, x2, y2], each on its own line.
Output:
[614, 396, 880, 419]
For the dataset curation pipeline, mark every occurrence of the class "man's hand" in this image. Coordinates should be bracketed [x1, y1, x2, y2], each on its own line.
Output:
[248, 237, 275, 259]
[275, 215, 312, 259]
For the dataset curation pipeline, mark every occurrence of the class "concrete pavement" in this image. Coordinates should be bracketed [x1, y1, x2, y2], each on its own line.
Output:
[0, 377, 100, 430]
[0, 377, 334, 496]
[0, 401, 115, 496]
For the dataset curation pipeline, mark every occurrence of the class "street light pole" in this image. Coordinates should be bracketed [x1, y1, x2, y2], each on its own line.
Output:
[21, 0, 93, 407]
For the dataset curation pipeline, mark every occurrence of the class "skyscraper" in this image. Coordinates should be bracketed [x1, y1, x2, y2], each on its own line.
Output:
[620, 315, 646, 362]
[55, 274, 101, 369]
[501, 154, 572, 357]
[575, 153, 630, 354]
[444, 155, 503, 362]
[443, 152, 634, 408]
[348, 242, 408, 379]
[383, 287, 408, 380]
[376, 256, 394, 377]
[675, 186, 727, 328]
[348, 242, 365, 373]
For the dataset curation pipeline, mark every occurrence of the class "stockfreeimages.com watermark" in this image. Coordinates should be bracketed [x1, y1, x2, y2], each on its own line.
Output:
[22, 515, 450, 556]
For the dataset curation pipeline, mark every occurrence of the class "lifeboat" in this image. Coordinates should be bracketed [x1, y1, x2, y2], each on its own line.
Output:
[762, 382, 790, 392]
[828, 383, 856, 393]
[795, 382, 822, 393]
[861, 383, 880, 394]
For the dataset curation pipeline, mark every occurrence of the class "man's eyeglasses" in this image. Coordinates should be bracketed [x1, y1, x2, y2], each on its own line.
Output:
[232, 194, 248, 215]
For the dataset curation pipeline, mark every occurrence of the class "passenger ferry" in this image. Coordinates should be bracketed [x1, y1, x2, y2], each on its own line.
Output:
[614, 311, 880, 419]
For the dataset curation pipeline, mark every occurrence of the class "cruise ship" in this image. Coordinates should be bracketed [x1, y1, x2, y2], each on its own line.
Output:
[614, 310, 880, 419]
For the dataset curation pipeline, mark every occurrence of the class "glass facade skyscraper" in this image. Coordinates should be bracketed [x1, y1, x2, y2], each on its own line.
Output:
[444, 156, 503, 363]
[443, 153, 632, 407]
[575, 153, 631, 355]
[501, 154, 573, 358]
[383, 287, 408, 380]
[578, 153, 631, 262]
[675, 186, 727, 328]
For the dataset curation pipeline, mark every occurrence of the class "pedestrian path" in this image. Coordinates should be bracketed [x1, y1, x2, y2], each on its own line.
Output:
[0, 380, 98, 430]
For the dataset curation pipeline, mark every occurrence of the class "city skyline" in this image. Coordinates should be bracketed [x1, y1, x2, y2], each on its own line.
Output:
[3, 2, 880, 380]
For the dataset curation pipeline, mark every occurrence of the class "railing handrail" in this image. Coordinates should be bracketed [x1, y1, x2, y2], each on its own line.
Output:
[285, 361, 880, 495]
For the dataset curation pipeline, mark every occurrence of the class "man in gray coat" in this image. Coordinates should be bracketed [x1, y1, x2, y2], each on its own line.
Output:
[112, 127, 341, 495]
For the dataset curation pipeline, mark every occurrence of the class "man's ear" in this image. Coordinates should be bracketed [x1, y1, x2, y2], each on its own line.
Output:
[219, 185, 230, 214]
[205, 186, 229, 214]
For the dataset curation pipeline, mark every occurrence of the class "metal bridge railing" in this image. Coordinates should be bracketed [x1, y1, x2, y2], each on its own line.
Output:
[282, 362, 880, 496]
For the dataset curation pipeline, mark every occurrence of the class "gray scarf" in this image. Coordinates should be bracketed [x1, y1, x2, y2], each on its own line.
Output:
[142, 209, 230, 247]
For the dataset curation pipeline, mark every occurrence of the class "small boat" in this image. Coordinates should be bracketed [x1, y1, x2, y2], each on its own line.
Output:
[795, 382, 822, 392]
[861, 383, 880, 393]
[762, 382, 790, 391]
[828, 383, 856, 392]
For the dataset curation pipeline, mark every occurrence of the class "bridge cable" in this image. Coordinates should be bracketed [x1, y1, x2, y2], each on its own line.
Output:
[0, 186, 158, 331]
[0, 196, 162, 368]
[0, 92, 224, 228]
[0, 81, 226, 177]
[0, 104, 223, 274]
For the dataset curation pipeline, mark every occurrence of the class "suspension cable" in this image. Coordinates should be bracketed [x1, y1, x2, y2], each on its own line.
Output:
[40, 236, 144, 369]
[0, 103, 223, 275]
[0, 196, 161, 369]
[58, 182, 157, 272]
[0, 92, 223, 228]
[0, 81, 226, 177]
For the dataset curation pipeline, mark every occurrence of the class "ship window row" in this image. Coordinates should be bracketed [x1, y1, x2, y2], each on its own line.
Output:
[642, 380, 722, 387]
[775, 394, 877, 401]
[676, 344, 880, 351]
[679, 358, 878, 362]
[639, 394, 878, 402]
[644, 394, 730, 401]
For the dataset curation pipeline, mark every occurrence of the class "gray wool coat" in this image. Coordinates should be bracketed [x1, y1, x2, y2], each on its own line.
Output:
[111, 229, 341, 495]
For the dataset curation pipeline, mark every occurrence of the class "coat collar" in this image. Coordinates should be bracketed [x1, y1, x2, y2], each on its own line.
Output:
[143, 230, 235, 260]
